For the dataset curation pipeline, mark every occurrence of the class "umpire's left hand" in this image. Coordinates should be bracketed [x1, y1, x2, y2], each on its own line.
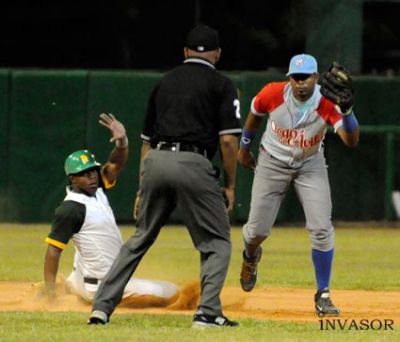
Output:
[223, 187, 235, 212]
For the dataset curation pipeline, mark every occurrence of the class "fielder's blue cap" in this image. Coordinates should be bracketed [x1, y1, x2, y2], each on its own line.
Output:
[286, 54, 318, 76]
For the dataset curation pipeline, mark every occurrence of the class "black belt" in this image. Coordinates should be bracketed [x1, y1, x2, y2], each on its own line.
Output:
[83, 277, 98, 285]
[154, 142, 207, 157]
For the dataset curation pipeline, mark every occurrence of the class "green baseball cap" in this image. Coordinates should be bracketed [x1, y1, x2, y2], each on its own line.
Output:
[64, 150, 101, 176]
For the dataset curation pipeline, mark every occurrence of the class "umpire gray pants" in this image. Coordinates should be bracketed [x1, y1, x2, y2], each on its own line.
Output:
[93, 149, 231, 317]
[243, 149, 335, 252]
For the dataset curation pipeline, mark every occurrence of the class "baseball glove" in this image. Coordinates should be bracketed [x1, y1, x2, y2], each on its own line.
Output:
[320, 61, 354, 115]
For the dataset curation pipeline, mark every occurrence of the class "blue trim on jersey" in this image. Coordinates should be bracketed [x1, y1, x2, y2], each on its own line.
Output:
[312, 248, 334, 290]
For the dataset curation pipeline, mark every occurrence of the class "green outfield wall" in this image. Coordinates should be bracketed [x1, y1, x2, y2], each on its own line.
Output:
[0, 69, 398, 223]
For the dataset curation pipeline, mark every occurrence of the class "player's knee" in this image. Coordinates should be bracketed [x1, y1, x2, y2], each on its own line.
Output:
[310, 227, 335, 251]
[157, 281, 179, 299]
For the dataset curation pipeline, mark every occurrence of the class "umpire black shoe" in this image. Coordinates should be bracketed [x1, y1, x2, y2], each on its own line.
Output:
[240, 247, 262, 292]
[314, 289, 340, 318]
[87, 310, 108, 325]
[192, 312, 239, 328]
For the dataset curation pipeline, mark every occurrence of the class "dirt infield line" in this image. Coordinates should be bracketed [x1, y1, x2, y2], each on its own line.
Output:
[0, 281, 399, 323]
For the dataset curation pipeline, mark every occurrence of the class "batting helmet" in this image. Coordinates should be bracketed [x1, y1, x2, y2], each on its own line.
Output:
[64, 150, 101, 176]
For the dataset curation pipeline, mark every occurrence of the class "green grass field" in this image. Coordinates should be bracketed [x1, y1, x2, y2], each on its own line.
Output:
[0, 224, 399, 341]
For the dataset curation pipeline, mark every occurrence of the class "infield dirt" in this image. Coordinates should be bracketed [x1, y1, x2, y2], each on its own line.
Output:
[0, 280, 399, 323]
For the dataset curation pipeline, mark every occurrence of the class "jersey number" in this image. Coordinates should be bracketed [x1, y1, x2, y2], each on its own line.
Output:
[233, 99, 241, 119]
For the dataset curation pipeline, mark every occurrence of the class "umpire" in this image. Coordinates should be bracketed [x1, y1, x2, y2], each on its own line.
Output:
[89, 25, 242, 328]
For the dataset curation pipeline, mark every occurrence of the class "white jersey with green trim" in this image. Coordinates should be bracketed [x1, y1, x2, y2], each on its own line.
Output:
[65, 187, 123, 281]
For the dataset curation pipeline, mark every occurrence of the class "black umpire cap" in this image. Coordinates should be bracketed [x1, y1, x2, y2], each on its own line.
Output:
[185, 25, 220, 52]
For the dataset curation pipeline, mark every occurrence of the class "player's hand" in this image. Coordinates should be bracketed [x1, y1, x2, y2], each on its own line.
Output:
[320, 62, 354, 115]
[35, 283, 57, 303]
[238, 148, 257, 170]
[222, 187, 235, 212]
[99, 113, 128, 147]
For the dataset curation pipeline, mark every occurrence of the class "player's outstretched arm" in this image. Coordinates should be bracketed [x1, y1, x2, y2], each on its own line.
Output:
[43, 244, 62, 300]
[99, 113, 129, 184]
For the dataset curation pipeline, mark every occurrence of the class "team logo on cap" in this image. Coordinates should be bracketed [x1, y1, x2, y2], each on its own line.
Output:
[197, 46, 205, 51]
[80, 154, 89, 164]
[295, 58, 304, 66]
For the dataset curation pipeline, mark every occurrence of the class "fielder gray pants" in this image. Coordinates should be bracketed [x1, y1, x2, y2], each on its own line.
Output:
[243, 148, 335, 252]
[93, 149, 231, 317]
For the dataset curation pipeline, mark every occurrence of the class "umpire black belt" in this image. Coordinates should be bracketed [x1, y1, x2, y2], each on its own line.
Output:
[83, 277, 98, 285]
[154, 142, 207, 158]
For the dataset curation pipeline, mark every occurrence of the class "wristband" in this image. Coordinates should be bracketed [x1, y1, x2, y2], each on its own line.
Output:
[240, 128, 256, 150]
[116, 136, 129, 148]
[342, 113, 358, 133]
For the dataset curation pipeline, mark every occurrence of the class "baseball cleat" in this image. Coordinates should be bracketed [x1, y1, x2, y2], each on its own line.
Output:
[240, 247, 262, 292]
[87, 310, 109, 325]
[315, 289, 340, 318]
[192, 312, 239, 328]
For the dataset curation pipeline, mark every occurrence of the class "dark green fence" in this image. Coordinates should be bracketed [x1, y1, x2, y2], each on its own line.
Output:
[0, 69, 398, 223]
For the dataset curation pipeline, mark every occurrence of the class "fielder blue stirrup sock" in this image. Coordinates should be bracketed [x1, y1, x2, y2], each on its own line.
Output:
[312, 248, 334, 290]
